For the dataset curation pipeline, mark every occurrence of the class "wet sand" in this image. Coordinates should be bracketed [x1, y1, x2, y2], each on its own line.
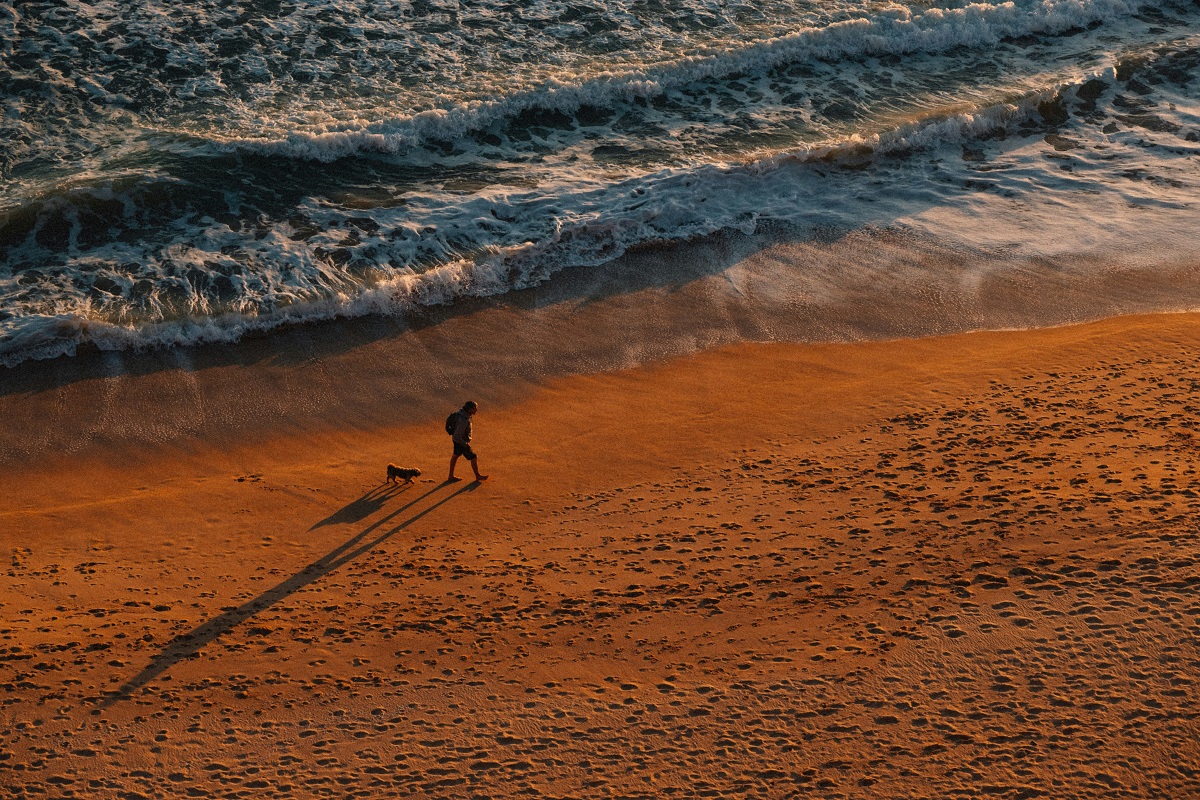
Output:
[3, 312, 1200, 798]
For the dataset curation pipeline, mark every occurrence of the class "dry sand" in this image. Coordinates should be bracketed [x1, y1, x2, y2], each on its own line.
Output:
[3, 312, 1200, 798]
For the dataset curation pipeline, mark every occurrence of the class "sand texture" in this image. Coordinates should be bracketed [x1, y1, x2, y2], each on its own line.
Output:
[3, 313, 1200, 798]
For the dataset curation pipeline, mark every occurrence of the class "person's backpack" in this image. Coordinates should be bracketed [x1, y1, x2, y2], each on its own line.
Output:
[445, 411, 460, 436]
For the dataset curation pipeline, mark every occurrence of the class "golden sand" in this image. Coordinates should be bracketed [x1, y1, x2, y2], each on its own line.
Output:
[3, 312, 1200, 798]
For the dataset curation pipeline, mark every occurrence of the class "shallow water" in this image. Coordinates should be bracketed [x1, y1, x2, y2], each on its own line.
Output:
[2, 0, 1199, 366]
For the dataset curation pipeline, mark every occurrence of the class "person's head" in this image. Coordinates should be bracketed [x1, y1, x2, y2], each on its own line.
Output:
[462, 400, 478, 415]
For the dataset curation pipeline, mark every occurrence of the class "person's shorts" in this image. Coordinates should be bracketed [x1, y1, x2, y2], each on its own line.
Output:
[453, 442, 477, 460]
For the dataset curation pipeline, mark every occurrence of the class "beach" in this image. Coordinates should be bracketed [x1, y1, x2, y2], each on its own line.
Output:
[3, 300, 1200, 798]
[5, 1, 1200, 795]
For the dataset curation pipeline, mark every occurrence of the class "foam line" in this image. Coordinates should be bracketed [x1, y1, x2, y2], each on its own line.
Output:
[212, 0, 1149, 162]
[3, 39, 1199, 368]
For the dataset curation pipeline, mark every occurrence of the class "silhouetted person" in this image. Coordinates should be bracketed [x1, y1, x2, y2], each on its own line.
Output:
[447, 400, 488, 483]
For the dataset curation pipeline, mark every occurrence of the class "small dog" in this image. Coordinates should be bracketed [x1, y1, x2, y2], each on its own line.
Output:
[386, 464, 421, 484]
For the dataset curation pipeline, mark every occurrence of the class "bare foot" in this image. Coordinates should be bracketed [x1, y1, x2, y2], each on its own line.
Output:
[474, 475, 490, 482]
[446, 476, 463, 483]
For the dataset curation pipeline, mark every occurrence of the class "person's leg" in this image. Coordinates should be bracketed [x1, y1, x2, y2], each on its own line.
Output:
[447, 453, 461, 482]
[469, 456, 488, 482]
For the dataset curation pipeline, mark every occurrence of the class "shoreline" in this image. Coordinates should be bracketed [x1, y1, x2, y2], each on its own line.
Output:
[3, 311, 1200, 796]
[5, 225, 1200, 473]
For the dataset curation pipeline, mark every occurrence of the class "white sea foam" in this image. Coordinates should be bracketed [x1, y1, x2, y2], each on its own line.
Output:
[211, 0, 1150, 162]
[3, 0, 1199, 368]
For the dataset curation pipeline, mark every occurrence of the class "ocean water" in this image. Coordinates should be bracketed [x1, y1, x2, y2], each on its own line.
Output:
[2, 0, 1199, 367]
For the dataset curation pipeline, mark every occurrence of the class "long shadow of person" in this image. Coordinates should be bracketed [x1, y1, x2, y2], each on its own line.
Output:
[308, 482, 409, 530]
[97, 481, 477, 708]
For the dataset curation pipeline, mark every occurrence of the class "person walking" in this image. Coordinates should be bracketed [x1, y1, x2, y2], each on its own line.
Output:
[447, 400, 488, 483]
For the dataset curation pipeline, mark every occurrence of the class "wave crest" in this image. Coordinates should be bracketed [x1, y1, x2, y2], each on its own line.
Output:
[211, 0, 1147, 162]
